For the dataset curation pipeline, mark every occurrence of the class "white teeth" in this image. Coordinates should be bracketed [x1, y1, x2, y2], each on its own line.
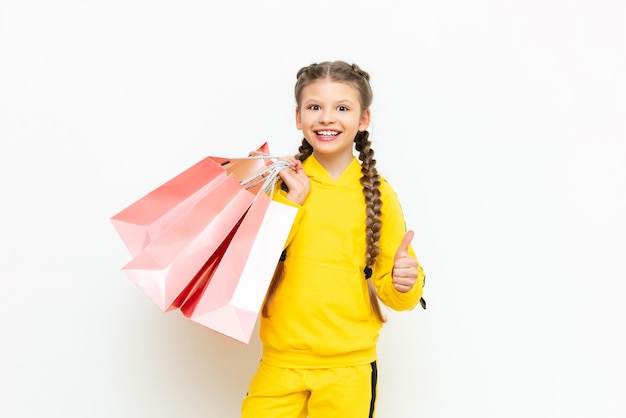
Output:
[317, 131, 338, 136]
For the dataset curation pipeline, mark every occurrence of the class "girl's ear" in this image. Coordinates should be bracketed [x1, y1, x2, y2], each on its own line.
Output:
[295, 107, 303, 130]
[359, 109, 371, 131]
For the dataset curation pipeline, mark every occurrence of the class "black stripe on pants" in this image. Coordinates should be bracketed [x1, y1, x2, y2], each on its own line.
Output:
[369, 361, 378, 418]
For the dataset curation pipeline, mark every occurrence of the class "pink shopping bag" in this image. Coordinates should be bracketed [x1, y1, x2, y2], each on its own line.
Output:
[111, 143, 271, 257]
[180, 190, 298, 344]
[121, 174, 255, 312]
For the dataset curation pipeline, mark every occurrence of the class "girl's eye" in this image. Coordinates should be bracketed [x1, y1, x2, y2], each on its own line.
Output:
[337, 105, 349, 111]
[308, 104, 321, 110]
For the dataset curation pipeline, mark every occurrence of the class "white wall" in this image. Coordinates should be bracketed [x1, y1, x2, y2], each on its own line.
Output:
[1, 1, 624, 417]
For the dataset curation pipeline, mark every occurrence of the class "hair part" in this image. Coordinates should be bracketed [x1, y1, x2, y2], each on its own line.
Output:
[294, 61, 373, 110]
[263, 61, 386, 322]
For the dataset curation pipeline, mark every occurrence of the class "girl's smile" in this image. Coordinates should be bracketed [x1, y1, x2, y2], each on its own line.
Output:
[315, 130, 341, 141]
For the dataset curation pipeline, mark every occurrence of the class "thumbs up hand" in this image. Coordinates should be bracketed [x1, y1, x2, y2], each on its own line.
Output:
[392, 230, 419, 293]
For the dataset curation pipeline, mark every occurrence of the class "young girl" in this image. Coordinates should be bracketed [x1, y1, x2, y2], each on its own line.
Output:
[241, 61, 426, 418]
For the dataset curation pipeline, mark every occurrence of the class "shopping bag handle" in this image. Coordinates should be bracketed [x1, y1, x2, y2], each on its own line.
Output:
[227, 152, 292, 197]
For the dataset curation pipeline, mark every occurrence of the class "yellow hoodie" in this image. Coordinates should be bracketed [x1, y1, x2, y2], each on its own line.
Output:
[261, 155, 425, 368]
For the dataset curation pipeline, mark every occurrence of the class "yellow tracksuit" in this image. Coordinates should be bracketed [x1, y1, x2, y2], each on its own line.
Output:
[242, 155, 425, 417]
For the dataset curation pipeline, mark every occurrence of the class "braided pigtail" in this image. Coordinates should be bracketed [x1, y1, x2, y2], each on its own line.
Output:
[355, 130, 386, 323]
[295, 138, 314, 162]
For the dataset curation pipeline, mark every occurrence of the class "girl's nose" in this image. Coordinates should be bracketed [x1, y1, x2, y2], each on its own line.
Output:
[319, 109, 335, 124]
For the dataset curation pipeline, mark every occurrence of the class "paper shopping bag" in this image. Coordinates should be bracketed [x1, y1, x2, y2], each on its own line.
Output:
[121, 174, 255, 312]
[180, 191, 298, 344]
[111, 143, 271, 257]
[111, 158, 227, 257]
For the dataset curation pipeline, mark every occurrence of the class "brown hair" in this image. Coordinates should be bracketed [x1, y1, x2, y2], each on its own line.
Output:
[263, 61, 386, 322]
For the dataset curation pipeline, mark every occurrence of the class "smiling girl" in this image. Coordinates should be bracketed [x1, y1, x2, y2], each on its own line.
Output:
[240, 61, 426, 418]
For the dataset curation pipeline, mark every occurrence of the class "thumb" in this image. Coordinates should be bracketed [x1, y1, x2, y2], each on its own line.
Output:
[395, 230, 414, 260]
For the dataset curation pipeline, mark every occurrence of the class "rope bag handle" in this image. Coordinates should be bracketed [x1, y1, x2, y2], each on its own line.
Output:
[225, 151, 292, 198]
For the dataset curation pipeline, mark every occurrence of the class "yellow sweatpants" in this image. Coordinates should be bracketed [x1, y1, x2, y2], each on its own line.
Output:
[241, 361, 378, 418]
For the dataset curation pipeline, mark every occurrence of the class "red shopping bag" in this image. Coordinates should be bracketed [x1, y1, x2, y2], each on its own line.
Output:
[121, 174, 255, 311]
[180, 190, 298, 344]
[111, 143, 271, 257]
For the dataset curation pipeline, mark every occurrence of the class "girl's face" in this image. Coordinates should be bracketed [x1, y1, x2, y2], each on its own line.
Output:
[296, 80, 370, 166]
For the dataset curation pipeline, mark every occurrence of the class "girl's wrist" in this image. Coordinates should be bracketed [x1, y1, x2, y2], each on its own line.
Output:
[286, 191, 305, 205]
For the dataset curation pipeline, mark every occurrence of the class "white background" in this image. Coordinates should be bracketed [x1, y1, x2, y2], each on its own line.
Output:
[1, 1, 625, 417]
